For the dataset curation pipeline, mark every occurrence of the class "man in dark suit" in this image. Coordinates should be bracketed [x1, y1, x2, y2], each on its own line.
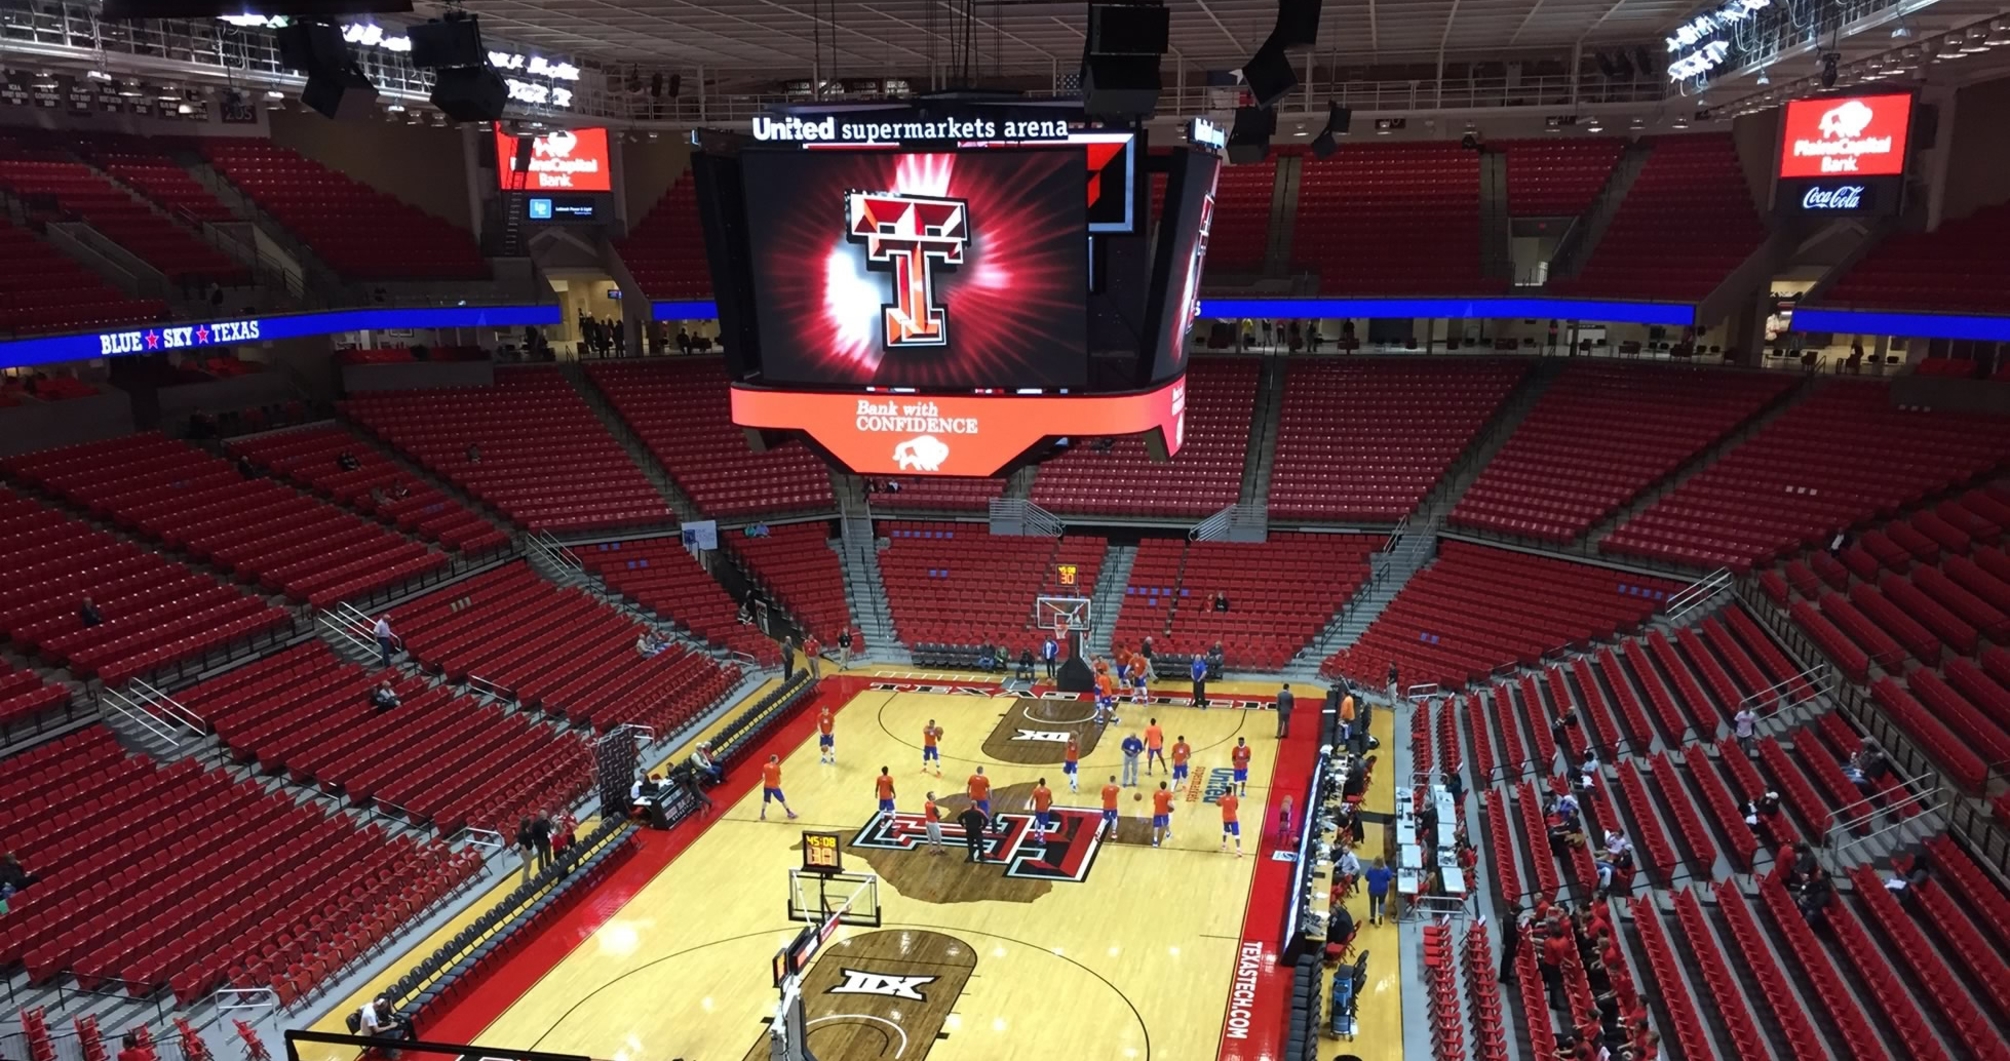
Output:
[957, 805, 989, 862]
[1275, 683, 1295, 738]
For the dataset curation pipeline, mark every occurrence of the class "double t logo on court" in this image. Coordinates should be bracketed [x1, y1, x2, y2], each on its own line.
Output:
[851, 809, 1106, 884]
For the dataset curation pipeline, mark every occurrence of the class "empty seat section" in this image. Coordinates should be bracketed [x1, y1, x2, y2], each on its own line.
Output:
[228, 424, 509, 556]
[391, 562, 740, 733]
[1550, 135, 1764, 300]
[89, 136, 238, 223]
[0, 217, 167, 336]
[1270, 359, 1526, 522]
[728, 521, 859, 649]
[1452, 364, 1793, 542]
[1822, 201, 2010, 313]
[1111, 534, 1376, 670]
[178, 642, 592, 836]
[615, 172, 710, 298]
[866, 476, 1005, 512]
[1323, 540, 1679, 689]
[1604, 381, 2010, 570]
[0, 658, 69, 735]
[879, 522, 1103, 650]
[584, 359, 833, 517]
[580, 537, 780, 665]
[1497, 139, 1624, 217]
[203, 140, 486, 280]
[1200, 157, 1273, 275]
[343, 366, 670, 532]
[0, 140, 245, 286]
[1293, 143, 1491, 294]
[1028, 358, 1258, 518]
[0, 488, 290, 685]
[5, 433, 445, 609]
[0, 726, 482, 1004]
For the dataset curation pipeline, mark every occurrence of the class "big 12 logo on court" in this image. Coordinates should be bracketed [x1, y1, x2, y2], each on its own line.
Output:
[845, 191, 969, 351]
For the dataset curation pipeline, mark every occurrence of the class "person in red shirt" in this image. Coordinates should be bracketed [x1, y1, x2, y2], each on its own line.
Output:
[817, 705, 836, 765]
[1538, 925, 1573, 1011]
[1098, 776, 1122, 842]
[1170, 736, 1191, 787]
[1231, 737, 1253, 796]
[919, 792, 945, 853]
[921, 719, 943, 776]
[1143, 719, 1165, 774]
[1218, 790, 1242, 856]
[1030, 778, 1054, 839]
[1063, 736, 1081, 792]
[803, 634, 822, 678]
[873, 766, 896, 825]
[759, 754, 797, 821]
[1150, 781, 1175, 848]
[967, 766, 991, 816]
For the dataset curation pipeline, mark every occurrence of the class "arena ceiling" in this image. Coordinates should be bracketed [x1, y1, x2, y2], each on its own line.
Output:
[425, 0, 1697, 74]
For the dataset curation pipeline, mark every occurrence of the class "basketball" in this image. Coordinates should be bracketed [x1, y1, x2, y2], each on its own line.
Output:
[1133, 791, 1144, 802]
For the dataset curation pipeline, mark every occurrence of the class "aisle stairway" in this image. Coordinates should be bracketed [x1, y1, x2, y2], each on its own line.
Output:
[1085, 541, 1137, 657]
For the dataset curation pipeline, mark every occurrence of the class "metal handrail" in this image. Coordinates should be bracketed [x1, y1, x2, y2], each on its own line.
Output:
[1823, 775, 1943, 865]
[130, 676, 205, 732]
[214, 987, 277, 1012]
[1664, 567, 1733, 625]
[452, 826, 506, 853]
[467, 674, 508, 701]
[317, 611, 375, 655]
[1739, 664, 1832, 716]
[100, 687, 184, 747]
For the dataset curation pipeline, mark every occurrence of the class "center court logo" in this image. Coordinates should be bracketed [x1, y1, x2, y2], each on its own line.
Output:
[845, 191, 968, 349]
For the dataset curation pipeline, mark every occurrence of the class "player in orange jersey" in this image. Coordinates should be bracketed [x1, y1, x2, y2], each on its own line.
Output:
[1218, 790, 1242, 856]
[967, 765, 991, 816]
[817, 705, 836, 765]
[922, 792, 944, 853]
[1170, 735, 1192, 787]
[758, 754, 797, 821]
[1095, 670, 1120, 726]
[1129, 658, 1148, 705]
[1030, 777, 1054, 840]
[873, 766, 896, 826]
[1231, 737, 1252, 797]
[1063, 736, 1081, 792]
[1150, 781, 1175, 847]
[1098, 775, 1122, 841]
[1143, 719, 1165, 774]
[921, 718, 943, 776]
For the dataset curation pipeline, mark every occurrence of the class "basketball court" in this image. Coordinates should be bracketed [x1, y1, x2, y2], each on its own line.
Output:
[303, 654, 1403, 1061]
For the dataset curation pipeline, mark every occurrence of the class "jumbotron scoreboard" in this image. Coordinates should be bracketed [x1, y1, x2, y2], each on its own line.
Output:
[694, 99, 1221, 478]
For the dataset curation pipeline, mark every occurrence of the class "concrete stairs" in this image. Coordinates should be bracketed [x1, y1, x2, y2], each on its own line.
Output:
[1546, 140, 1653, 281]
[1004, 464, 1039, 501]
[831, 474, 906, 662]
[1239, 355, 1287, 507]
[1478, 149, 1513, 282]
[180, 152, 351, 300]
[1263, 154, 1302, 275]
[1413, 358, 1563, 527]
[1286, 529, 1437, 679]
[336, 416, 524, 542]
[1084, 541, 1137, 657]
[555, 359, 703, 523]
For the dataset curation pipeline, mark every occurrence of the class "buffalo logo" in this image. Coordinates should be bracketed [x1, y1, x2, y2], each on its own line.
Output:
[1818, 100, 1875, 140]
[845, 191, 967, 349]
[534, 129, 579, 157]
[829, 969, 936, 1000]
[893, 434, 950, 472]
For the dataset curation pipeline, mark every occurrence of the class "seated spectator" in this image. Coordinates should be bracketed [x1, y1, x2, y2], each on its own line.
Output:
[1212, 591, 1231, 612]
[977, 640, 998, 671]
[79, 596, 102, 627]
[117, 1034, 155, 1061]
[236, 454, 259, 479]
[1333, 841, 1362, 898]
[0, 852, 36, 898]
[1576, 748, 1601, 792]
[1782, 841, 1820, 891]
[337, 450, 361, 472]
[1206, 642, 1225, 679]
[466, 444, 481, 464]
[370, 682, 401, 712]
[356, 995, 413, 1044]
[1740, 790, 1785, 848]
[1794, 868, 1836, 924]
[636, 630, 670, 657]
[1016, 648, 1035, 681]
[1844, 738, 1888, 796]
[552, 810, 578, 853]
[690, 741, 723, 785]
[385, 479, 410, 501]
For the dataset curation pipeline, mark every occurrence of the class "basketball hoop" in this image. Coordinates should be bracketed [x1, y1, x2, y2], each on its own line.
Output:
[1054, 615, 1071, 641]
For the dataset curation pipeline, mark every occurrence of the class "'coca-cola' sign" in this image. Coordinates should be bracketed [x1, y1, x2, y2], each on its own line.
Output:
[1802, 184, 1866, 210]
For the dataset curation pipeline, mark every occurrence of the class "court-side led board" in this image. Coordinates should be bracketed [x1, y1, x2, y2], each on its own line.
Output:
[459, 688, 1277, 1061]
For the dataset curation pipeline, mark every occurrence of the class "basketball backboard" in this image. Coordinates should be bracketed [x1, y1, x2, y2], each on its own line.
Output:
[1035, 596, 1092, 633]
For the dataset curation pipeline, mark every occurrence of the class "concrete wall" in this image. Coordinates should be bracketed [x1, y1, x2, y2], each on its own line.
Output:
[268, 108, 476, 231]
[0, 390, 135, 457]
[617, 135, 693, 231]
[1940, 76, 2010, 222]
[1729, 109, 1782, 215]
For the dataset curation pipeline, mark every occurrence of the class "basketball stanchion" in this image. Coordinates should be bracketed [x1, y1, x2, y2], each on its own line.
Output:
[764, 869, 882, 1061]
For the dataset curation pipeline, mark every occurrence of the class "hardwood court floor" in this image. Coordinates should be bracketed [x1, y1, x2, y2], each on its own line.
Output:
[461, 688, 1281, 1061]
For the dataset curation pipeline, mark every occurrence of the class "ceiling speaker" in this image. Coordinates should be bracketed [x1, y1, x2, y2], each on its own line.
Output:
[1227, 105, 1275, 165]
[300, 63, 378, 120]
[1272, 0, 1322, 50]
[407, 17, 486, 70]
[430, 65, 507, 123]
[1240, 37, 1296, 109]
[1088, 3, 1170, 54]
[1082, 53, 1162, 118]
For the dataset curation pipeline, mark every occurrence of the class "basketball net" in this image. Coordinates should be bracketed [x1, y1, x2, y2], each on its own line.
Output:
[1054, 615, 1070, 641]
